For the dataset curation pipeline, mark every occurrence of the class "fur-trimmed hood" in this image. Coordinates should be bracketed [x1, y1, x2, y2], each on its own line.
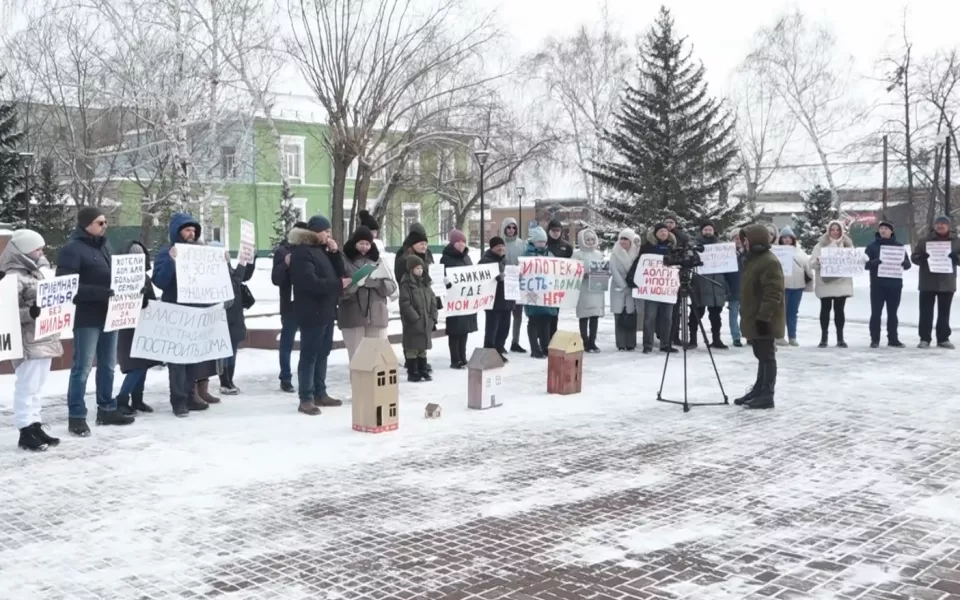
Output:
[818, 219, 854, 248]
[646, 229, 677, 246]
[288, 227, 320, 246]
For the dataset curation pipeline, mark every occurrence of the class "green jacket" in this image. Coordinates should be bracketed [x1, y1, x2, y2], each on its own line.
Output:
[739, 224, 786, 340]
[398, 272, 438, 351]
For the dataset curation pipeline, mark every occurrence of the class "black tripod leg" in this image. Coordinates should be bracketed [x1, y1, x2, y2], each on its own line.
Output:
[681, 297, 689, 412]
[698, 310, 729, 403]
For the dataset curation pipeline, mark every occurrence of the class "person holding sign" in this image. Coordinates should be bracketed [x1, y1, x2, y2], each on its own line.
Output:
[57, 206, 134, 435]
[339, 225, 397, 361]
[610, 228, 640, 351]
[633, 224, 678, 354]
[810, 220, 855, 348]
[393, 223, 438, 374]
[479, 236, 514, 361]
[863, 221, 911, 348]
[573, 228, 606, 352]
[399, 255, 439, 382]
[208, 242, 256, 395]
[500, 218, 528, 354]
[688, 222, 731, 350]
[911, 216, 960, 348]
[440, 229, 479, 369]
[778, 227, 814, 347]
[0, 230, 64, 451]
[272, 220, 309, 394]
[523, 227, 557, 359]
[115, 241, 159, 415]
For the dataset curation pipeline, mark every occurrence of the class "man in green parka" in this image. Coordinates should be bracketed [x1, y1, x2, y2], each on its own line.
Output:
[736, 224, 786, 409]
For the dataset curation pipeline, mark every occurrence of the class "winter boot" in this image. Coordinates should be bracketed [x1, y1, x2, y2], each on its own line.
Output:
[280, 381, 296, 393]
[836, 330, 848, 348]
[187, 385, 209, 411]
[18, 427, 48, 451]
[734, 363, 764, 406]
[173, 404, 190, 418]
[131, 390, 153, 413]
[510, 342, 527, 353]
[776, 338, 789, 347]
[745, 361, 776, 409]
[789, 338, 799, 347]
[220, 373, 239, 395]
[418, 357, 433, 381]
[315, 394, 343, 407]
[938, 341, 956, 349]
[732, 339, 743, 347]
[197, 379, 221, 404]
[870, 340, 879, 349]
[31, 423, 60, 447]
[96, 408, 135, 426]
[68, 418, 90, 437]
[918, 341, 931, 348]
[818, 331, 829, 348]
[298, 401, 320, 415]
[888, 339, 905, 348]
[406, 358, 422, 382]
[116, 394, 134, 416]
[684, 327, 698, 350]
[710, 334, 728, 350]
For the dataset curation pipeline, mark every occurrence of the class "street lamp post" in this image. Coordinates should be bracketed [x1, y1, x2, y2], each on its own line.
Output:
[473, 148, 490, 246]
[18, 152, 34, 229]
[516, 186, 525, 230]
[946, 133, 953, 218]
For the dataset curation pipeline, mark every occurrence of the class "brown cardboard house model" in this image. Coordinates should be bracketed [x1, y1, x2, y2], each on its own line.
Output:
[424, 403, 442, 418]
[547, 331, 583, 395]
[467, 348, 505, 410]
[349, 338, 399, 433]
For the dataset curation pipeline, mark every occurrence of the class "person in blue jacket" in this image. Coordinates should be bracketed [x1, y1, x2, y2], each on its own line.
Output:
[864, 220, 911, 348]
[271, 221, 309, 394]
[523, 226, 559, 359]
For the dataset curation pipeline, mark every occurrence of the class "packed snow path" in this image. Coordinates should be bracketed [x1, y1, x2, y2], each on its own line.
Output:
[1, 315, 959, 600]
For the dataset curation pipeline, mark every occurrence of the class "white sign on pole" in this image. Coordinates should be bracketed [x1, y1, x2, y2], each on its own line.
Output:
[130, 301, 233, 364]
[34, 274, 79, 340]
[819, 247, 862, 278]
[516, 256, 583, 308]
[105, 254, 146, 332]
[926, 241, 954, 274]
[428, 263, 446, 299]
[772, 246, 795, 277]
[174, 244, 234, 304]
[239, 219, 256, 264]
[698, 243, 739, 275]
[630, 254, 680, 303]
[878, 246, 906, 279]
[443, 264, 500, 316]
[503, 265, 520, 301]
[0, 275, 24, 361]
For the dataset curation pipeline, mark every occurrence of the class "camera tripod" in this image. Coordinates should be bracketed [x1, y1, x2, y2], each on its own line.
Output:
[656, 269, 729, 413]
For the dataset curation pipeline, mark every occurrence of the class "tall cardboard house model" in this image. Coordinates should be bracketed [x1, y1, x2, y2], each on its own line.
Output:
[349, 338, 400, 433]
[547, 331, 583, 395]
[467, 348, 505, 410]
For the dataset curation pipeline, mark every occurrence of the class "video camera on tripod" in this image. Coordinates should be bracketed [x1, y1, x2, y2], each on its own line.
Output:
[662, 241, 705, 273]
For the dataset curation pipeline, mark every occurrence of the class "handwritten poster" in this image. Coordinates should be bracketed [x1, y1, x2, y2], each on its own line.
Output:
[0, 275, 24, 361]
[516, 257, 583, 308]
[428, 263, 446, 299]
[503, 265, 520, 301]
[239, 219, 256, 264]
[819, 247, 862, 278]
[772, 246, 795, 276]
[130, 301, 233, 364]
[174, 244, 234, 304]
[631, 255, 680, 303]
[105, 254, 146, 332]
[34, 274, 79, 340]
[698, 243, 739, 275]
[879, 246, 906, 279]
[927, 241, 954, 274]
[444, 264, 500, 316]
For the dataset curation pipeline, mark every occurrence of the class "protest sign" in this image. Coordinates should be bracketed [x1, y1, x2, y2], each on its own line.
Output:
[105, 254, 146, 332]
[174, 244, 234, 304]
[428, 264, 446, 298]
[879, 246, 906, 279]
[771, 246, 795, 276]
[444, 264, 500, 316]
[631, 255, 679, 303]
[34, 274, 79, 340]
[587, 260, 611, 293]
[130, 301, 233, 364]
[504, 265, 520, 301]
[0, 275, 24, 361]
[819, 247, 862, 278]
[698, 243, 738, 275]
[927, 241, 954, 274]
[516, 257, 583, 308]
[239, 219, 256, 264]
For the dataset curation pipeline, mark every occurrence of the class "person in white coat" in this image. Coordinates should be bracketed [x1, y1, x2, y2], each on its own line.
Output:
[777, 226, 814, 346]
[0, 230, 64, 451]
[609, 228, 640, 351]
[810, 220, 855, 347]
[573, 228, 606, 352]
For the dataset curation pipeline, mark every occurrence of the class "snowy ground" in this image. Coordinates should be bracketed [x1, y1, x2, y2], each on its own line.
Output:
[2, 260, 960, 599]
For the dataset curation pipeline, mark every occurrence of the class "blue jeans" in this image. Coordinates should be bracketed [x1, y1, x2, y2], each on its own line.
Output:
[67, 327, 118, 418]
[297, 323, 334, 402]
[728, 300, 741, 341]
[785, 288, 804, 340]
[278, 313, 300, 383]
[118, 368, 147, 399]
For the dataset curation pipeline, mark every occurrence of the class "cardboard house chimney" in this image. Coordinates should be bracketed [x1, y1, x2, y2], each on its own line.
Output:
[467, 348, 505, 410]
[547, 331, 583, 395]
[349, 338, 399, 433]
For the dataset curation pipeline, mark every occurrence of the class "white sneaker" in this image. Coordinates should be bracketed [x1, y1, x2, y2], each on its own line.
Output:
[789, 338, 799, 347]
[775, 338, 789, 346]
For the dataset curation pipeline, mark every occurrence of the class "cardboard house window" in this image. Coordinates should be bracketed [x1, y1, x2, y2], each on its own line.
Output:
[388, 403, 397, 418]
[376, 370, 386, 387]
[388, 369, 397, 385]
[376, 406, 382, 426]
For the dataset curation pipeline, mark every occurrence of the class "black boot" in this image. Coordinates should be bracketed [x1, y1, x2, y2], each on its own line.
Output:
[888, 338, 905, 348]
[449, 338, 464, 369]
[131, 389, 153, 413]
[528, 327, 543, 358]
[280, 381, 296, 393]
[68, 418, 91, 437]
[96, 408, 136, 426]
[746, 361, 776, 409]
[734, 362, 764, 406]
[510, 342, 527, 353]
[710, 334, 728, 350]
[685, 327, 698, 350]
[836, 330, 847, 348]
[30, 423, 60, 447]
[818, 331, 828, 348]
[417, 357, 433, 381]
[18, 427, 48, 451]
[406, 358, 422, 382]
[116, 394, 134, 416]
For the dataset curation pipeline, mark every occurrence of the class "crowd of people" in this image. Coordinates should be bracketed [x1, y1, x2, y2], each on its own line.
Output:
[3, 203, 960, 450]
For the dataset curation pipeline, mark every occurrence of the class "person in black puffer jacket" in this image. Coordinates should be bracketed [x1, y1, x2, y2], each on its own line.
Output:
[478, 236, 514, 360]
[545, 218, 573, 258]
[393, 225, 438, 373]
[440, 229, 478, 368]
[864, 220, 911, 348]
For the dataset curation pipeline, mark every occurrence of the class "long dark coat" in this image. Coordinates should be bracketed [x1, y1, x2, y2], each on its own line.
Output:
[690, 234, 730, 307]
[739, 224, 786, 340]
[225, 260, 256, 345]
[399, 271, 438, 351]
[117, 241, 160, 374]
[478, 248, 513, 311]
[439, 243, 479, 336]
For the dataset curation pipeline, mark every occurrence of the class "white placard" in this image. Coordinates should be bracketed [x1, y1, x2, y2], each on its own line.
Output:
[105, 254, 146, 332]
[504, 265, 520, 301]
[698, 243, 739, 275]
[516, 256, 583, 308]
[0, 275, 24, 361]
[105, 295, 144, 332]
[927, 241, 954, 274]
[428, 263, 446, 299]
[130, 301, 233, 364]
[772, 246, 795, 277]
[630, 254, 680, 303]
[878, 246, 906, 279]
[239, 219, 256, 264]
[444, 264, 500, 316]
[34, 274, 79, 340]
[819, 247, 862, 278]
[480, 371, 503, 409]
[174, 244, 234, 304]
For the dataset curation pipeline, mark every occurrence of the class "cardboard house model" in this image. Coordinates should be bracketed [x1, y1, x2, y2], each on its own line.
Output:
[547, 331, 583, 395]
[349, 338, 399, 433]
[467, 348, 505, 410]
[424, 403, 442, 418]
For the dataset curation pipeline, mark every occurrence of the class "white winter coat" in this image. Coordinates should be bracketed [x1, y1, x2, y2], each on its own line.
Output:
[609, 228, 640, 315]
[810, 220, 855, 299]
[573, 229, 606, 319]
[782, 245, 814, 290]
[0, 243, 63, 367]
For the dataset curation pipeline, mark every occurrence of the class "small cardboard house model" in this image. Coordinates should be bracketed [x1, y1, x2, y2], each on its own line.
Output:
[349, 338, 399, 433]
[547, 331, 583, 395]
[467, 348, 505, 410]
[424, 403, 442, 418]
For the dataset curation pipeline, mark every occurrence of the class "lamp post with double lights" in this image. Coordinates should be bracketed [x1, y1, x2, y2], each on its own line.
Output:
[944, 132, 953, 218]
[18, 152, 34, 228]
[473, 148, 490, 246]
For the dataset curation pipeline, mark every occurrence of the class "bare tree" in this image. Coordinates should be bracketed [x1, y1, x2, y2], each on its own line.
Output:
[881, 16, 918, 242]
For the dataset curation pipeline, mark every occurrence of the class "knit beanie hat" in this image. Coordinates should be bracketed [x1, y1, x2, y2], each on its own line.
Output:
[547, 218, 562, 232]
[307, 215, 331, 233]
[878, 220, 895, 231]
[352, 226, 375, 244]
[779, 225, 796, 239]
[405, 254, 425, 271]
[11, 229, 45, 254]
[489, 236, 505, 249]
[936, 215, 952, 225]
[700, 220, 715, 233]
[357, 209, 379, 232]
[77, 206, 105, 229]
[405, 229, 429, 246]
[528, 226, 548, 243]
[449, 229, 466, 245]
[653, 222, 669, 235]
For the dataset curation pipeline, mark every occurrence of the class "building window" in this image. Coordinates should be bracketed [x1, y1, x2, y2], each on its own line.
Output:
[402, 203, 422, 237]
[388, 369, 397, 385]
[292, 198, 308, 223]
[220, 146, 236, 179]
[438, 207, 454, 241]
[346, 158, 358, 181]
[376, 370, 386, 387]
[388, 403, 397, 418]
[280, 135, 305, 185]
[404, 153, 421, 177]
[343, 208, 353, 235]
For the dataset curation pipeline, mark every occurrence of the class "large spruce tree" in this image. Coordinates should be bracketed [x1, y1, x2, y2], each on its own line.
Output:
[791, 184, 838, 252]
[32, 158, 72, 260]
[592, 7, 743, 234]
[0, 75, 27, 227]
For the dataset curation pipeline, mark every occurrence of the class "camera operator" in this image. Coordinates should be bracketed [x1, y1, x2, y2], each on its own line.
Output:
[664, 215, 689, 346]
[634, 223, 678, 354]
[688, 222, 731, 350]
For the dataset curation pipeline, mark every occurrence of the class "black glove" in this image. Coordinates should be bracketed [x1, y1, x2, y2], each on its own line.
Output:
[756, 320, 770, 336]
[29, 305, 41, 319]
[141, 295, 150, 309]
[950, 252, 960, 264]
[919, 252, 930, 261]
[0, 270, 5, 281]
[107, 289, 116, 298]
[865, 259, 881, 269]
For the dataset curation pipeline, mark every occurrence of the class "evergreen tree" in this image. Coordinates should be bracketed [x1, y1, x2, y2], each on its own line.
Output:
[791, 184, 838, 252]
[0, 76, 27, 227]
[32, 158, 72, 261]
[270, 185, 299, 248]
[592, 6, 743, 234]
